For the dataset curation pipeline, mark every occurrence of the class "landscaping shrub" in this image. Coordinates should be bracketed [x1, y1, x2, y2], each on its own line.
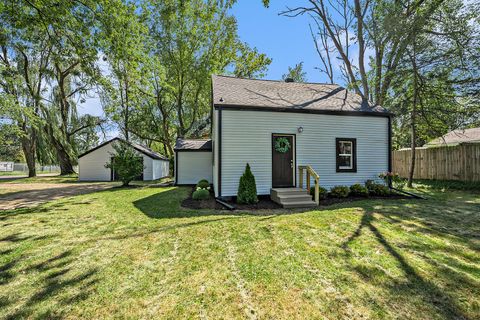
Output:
[350, 184, 369, 197]
[379, 172, 406, 189]
[365, 180, 391, 196]
[197, 179, 210, 189]
[105, 142, 144, 186]
[330, 185, 350, 198]
[192, 188, 210, 200]
[237, 163, 258, 204]
[309, 186, 328, 200]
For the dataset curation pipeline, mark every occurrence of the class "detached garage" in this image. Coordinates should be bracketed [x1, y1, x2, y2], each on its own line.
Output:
[174, 139, 213, 185]
[78, 137, 169, 181]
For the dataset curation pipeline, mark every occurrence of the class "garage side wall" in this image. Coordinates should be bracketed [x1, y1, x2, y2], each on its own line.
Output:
[152, 159, 170, 180]
[78, 143, 116, 181]
[176, 151, 213, 185]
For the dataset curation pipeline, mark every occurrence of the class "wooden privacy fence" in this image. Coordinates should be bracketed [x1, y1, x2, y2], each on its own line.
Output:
[392, 143, 480, 182]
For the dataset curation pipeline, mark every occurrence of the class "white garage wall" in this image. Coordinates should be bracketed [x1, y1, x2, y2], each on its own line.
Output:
[152, 159, 170, 180]
[78, 143, 116, 181]
[219, 109, 389, 196]
[176, 151, 213, 184]
[79, 141, 167, 181]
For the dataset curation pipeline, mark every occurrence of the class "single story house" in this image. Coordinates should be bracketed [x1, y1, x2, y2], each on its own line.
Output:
[78, 137, 169, 181]
[424, 127, 480, 147]
[175, 75, 392, 206]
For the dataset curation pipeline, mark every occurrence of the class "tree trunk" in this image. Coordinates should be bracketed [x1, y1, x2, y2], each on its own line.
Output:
[21, 135, 36, 177]
[54, 142, 76, 175]
[407, 44, 418, 188]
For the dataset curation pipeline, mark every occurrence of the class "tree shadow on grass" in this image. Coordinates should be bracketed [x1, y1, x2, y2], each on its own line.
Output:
[3, 249, 98, 320]
[342, 207, 477, 319]
[132, 187, 231, 219]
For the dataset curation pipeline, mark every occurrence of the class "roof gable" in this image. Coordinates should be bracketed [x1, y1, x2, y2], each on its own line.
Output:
[212, 75, 389, 115]
[78, 137, 168, 160]
[175, 139, 212, 151]
[425, 128, 480, 146]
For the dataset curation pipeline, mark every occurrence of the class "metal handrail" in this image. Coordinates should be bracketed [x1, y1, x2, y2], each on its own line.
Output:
[298, 165, 320, 205]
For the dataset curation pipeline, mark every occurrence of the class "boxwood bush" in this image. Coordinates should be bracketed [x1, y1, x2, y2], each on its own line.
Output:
[350, 184, 369, 197]
[192, 188, 210, 200]
[309, 186, 328, 200]
[196, 179, 210, 189]
[330, 185, 350, 198]
[365, 180, 390, 196]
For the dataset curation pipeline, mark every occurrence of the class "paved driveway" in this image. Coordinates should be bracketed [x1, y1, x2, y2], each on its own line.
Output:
[0, 182, 115, 210]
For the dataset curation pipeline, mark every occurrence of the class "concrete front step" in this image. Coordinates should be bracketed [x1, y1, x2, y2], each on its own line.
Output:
[270, 188, 317, 208]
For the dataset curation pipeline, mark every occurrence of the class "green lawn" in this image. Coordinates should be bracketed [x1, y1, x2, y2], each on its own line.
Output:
[1, 184, 479, 319]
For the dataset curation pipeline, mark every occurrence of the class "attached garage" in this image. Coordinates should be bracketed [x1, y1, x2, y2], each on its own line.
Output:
[174, 139, 213, 185]
[78, 137, 169, 181]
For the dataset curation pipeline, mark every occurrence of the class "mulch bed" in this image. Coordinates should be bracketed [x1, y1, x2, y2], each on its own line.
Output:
[181, 186, 410, 211]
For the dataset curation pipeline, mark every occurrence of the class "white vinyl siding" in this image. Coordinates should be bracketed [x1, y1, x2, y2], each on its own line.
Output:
[78, 141, 169, 181]
[152, 159, 170, 180]
[176, 151, 213, 185]
[220, 110, 388, 196]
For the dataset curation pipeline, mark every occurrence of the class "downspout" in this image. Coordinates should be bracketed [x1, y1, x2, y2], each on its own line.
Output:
[218, 106, 222, 198]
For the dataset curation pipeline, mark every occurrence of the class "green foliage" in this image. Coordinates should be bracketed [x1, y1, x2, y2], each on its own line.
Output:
[192, 188, 210, 200]
[379, 172, 406, 190]
[350, 184, 369, 197]
[105, 142, 144, 186]
[365, 180, 391, 196]
[309, 185, 328, 200]
[330, 185, 350, 198]
[0, 124, 24, 161]
[282, 62, 307, 82]
[196, 179, 210, 189]
[237, 163, 258, 204]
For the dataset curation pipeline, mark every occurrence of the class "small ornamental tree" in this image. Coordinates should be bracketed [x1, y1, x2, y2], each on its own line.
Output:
[105, 142, 144, 186]
[237, 163, 258, 204]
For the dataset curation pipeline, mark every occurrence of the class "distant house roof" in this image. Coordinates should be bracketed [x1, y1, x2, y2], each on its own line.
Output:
[425, 128, 480, 146]
[175, 139, 212, 151]
[78, 137, 169, 160]
[212, 75, 390, 115]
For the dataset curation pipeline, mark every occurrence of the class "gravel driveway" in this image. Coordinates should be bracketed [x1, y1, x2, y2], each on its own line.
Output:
[0, 182, 115, 210]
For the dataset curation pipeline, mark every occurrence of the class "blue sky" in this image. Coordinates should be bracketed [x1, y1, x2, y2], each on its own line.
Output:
[232, 1, 326, 83]
[78, 1, 327, 118]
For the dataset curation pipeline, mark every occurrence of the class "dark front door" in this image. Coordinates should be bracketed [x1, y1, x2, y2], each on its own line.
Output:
[272, 134, 295, 187]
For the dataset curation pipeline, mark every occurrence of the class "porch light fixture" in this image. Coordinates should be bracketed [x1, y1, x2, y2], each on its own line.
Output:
[297, 126, 304, 133]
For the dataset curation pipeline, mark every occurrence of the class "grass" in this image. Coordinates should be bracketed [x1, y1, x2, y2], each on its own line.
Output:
[0, 174, 171, 185]
[0, 171, 60, 176]
[1, 184, 479, 319]
[0, 174, 78, 184]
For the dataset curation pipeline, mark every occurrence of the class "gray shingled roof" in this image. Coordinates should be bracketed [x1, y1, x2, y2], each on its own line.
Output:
[212, 75, 389, 114]
[78, 137, 168, 160]
[425, 128, 480, 146]
[175, 139, 212, 151]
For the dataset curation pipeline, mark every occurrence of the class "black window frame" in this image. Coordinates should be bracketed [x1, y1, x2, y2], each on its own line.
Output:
[336, 138, 357, 173]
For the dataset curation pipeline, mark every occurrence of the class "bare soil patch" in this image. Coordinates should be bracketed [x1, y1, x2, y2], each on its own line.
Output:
[0, 182, 115, 210]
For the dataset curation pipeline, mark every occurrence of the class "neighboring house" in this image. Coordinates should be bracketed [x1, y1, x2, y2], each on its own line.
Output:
[424, 127, 480, 147]
[78, 138, 169, 181]
[175, 75, 392, 206]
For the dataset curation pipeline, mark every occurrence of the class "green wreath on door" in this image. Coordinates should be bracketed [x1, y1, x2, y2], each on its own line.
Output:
[274, 137, 291, 153]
